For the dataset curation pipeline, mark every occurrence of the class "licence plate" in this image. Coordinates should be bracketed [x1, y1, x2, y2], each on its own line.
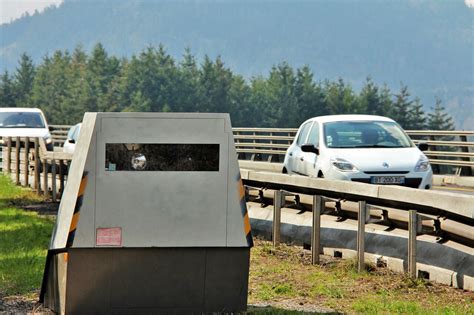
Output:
[371, 176, 405, 184]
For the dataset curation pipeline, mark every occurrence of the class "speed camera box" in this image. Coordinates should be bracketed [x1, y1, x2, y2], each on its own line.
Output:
[41, 112, 253, 314]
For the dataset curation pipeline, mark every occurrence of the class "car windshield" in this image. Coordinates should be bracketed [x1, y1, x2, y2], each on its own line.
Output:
[323, 120, 413, 148]
[0, 112, 45, 128]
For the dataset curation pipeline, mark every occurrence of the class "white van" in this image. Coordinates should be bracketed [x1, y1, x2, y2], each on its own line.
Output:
[0, 108, 54, 151]
[283, 115, 432, 189]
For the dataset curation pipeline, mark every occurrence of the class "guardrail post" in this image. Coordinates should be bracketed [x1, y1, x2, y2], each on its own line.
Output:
[459, 135, 472, 176]
[34, 138, 40, 194]
[23, 137, 30, 187]
[6, 137, 12, 173]
[59, 160, 65, 198]
[51, 159, 57, 201]
[273, 190, 283, 247]
[15, 137, 20, 185]
[357, 200, 367, 272]
[428, 135, 440, 174]
[43, 158, 49, 199]
[251, 131, 256, 161]
[268, 131, 274, 163]
[408, 210, 418, 278]
[312, 195, 323, 265]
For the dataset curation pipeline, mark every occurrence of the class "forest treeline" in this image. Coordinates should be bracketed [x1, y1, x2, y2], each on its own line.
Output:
[0, 43, 455, 130]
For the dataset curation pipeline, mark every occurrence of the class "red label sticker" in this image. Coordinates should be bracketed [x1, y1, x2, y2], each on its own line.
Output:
[96, 227, 122, 246]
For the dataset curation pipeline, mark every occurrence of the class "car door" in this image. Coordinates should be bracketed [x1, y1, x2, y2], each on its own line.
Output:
[298, 122, 319, 175]
[286, 122, 312, 174]
[293, 122, 313, 174]
[63, 125, 77, 153]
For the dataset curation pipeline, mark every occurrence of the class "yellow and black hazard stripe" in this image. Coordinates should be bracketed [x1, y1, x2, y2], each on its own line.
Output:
[237, 174, 253, 247]
[66, 172, 88, 248]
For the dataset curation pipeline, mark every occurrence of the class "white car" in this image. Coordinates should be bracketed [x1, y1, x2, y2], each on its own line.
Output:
[283, 115, 432, 189]
[0, 108, 54, 151]
[63, 123, 82, 154]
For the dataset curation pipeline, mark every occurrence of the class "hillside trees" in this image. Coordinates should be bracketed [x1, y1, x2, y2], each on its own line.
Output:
[0, 44, 457, 129]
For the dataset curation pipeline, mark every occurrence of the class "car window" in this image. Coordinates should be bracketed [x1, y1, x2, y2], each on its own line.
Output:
[72, 125, 81, 141]
[307, 123, 319, 146]
[0, 112, 45, 128]
[296, 122, 312, 146]
[323, 121, 413, 148]
[67, 125, 77, 139]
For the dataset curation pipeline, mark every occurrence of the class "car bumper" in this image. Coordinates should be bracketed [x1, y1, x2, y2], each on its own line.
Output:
[324, 167, 433, 189]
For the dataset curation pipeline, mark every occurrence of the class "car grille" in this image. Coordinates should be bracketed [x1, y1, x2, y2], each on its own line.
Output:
[351, 178, 422, 188]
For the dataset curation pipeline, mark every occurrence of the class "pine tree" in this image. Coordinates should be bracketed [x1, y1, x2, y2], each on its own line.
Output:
[30, 51, 72, 124]
[427, 98, 455, 130]
[103, 58, 128, 113]
[325, 78, 358, 115]
[0, 71, 16, 107]
[198, 55, 232, 114]
[359, 77, 380, 115]
[249, 76, 275, 127]
[392, 85, 412, 128]
[407, 97, 427, 130]
[378, 84, 394, 118]
[295, 65, 326, 121]
[267, 62, 298, 127]
[13, 53, 36, 107]
[228, 75, 252, 126]
[66, 45, 92, 123]
[87, 43, 113, 112]
[176, 47, 200, 112]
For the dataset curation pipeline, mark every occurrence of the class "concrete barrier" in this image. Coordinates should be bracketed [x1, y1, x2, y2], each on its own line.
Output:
[248, 203, 473, 290]
[433, 175, 474, 188]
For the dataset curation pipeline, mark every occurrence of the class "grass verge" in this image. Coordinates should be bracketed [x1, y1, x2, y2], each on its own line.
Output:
[0, 175, 54, 297]
[249, 239, 474, 314]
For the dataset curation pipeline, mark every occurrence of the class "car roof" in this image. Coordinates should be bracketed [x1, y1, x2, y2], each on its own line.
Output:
[0, 107, 43, 113]
[302, 114, 395, 125]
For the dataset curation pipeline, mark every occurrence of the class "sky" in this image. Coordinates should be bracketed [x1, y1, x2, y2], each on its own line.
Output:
[0, 0, 63, 25]
[1, 0, 473, 25]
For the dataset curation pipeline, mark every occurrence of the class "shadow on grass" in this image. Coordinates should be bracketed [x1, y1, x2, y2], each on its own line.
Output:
[0, 197, 59, 215]
[248, 305, 340, 314]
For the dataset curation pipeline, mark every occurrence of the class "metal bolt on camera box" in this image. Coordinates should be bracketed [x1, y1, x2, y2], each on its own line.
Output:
[40, 112, 253, 314]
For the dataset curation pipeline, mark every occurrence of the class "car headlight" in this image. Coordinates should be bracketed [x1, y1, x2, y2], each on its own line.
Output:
[415, 156, 430, 172]
[331, 157, 358, 172]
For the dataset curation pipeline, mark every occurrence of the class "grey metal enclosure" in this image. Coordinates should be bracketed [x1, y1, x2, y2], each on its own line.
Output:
[40, 112, 253, 314]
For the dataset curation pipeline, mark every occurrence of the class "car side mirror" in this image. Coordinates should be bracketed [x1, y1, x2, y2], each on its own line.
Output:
[68, 139, 76, 144]
[417, 142, 428, 151]
[301, 143, 319, 155]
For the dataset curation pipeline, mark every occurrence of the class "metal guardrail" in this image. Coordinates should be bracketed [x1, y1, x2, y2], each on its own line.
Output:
[231, 127, 474, 175]
[240, 167, 473, 282]
[50, 125, 474, 173]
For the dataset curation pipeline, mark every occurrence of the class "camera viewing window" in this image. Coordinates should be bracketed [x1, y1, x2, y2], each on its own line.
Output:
[106, 143, 219, 171]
